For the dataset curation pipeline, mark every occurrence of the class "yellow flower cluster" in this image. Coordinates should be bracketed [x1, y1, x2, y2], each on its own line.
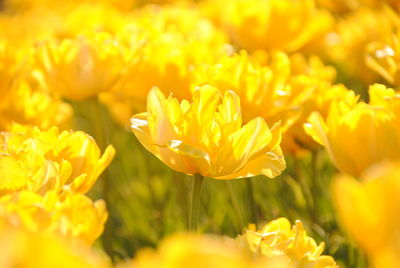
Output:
[0, 124, 114, 244]
[0, 42, 72, 130]
[202, 0, 333, 52]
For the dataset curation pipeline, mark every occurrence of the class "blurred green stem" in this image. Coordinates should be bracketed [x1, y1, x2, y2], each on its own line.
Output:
[246, 179, 257, 224]
[86, 98, 114, 258]
[189, 174, 204, 231]
[310, 150, 319, 223]
[226, 181, 244, 231]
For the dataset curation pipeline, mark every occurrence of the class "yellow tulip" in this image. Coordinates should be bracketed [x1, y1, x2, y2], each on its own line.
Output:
[0, 222, 109, 268]
[333, 162, 400, 268]
[366, 27, 400, 86]
[305, 84, 400, 177]
[237, 218, 338, 268]
[123, 233, 291, 268]
[131, 86, 285, 179]
[0, 191, 107, 245]
[0, 124, 115, 195]
[213, 0, 332, 51]
[324, 7, 399, 84]
[35, 31, 130, 101]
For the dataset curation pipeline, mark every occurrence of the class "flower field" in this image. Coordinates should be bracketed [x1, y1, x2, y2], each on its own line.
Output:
[0, 0, 399, 267]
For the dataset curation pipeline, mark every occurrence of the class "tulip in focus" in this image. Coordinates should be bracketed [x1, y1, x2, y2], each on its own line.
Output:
[131, 86, 285, 179]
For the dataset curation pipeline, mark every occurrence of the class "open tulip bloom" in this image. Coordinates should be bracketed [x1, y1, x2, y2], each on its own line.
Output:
[131, 85, 286, 180]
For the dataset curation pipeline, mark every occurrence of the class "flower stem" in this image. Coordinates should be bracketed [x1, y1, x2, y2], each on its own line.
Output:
[188, 174, 204, 231]
[226, 181, 244, 231]
[246, 178, 258, 224]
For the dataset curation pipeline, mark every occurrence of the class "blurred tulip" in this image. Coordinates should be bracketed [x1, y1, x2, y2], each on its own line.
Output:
[323, 7, 400, 84]
[212, 0, 333, 51]
[305, 84, 400, 177]
[35, 32, 131, 101]
[0, 79, 73, 131]
[123, 233, 290, 268]
[366, 28, 400, 86]
[0, 222, 109, 268]
[333, 162, 400, 268]
[131, 86, 285, 179]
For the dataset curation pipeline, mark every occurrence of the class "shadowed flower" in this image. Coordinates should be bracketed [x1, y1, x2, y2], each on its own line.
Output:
[131, 86, 285, 179]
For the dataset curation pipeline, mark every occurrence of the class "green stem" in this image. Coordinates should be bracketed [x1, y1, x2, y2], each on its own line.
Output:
[245, 179, 257, 224]
[310, 150, 319, 223]
[189, 174, 204, 231]
[226, 181, 244, 231]
[86, 98, 114, 258]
